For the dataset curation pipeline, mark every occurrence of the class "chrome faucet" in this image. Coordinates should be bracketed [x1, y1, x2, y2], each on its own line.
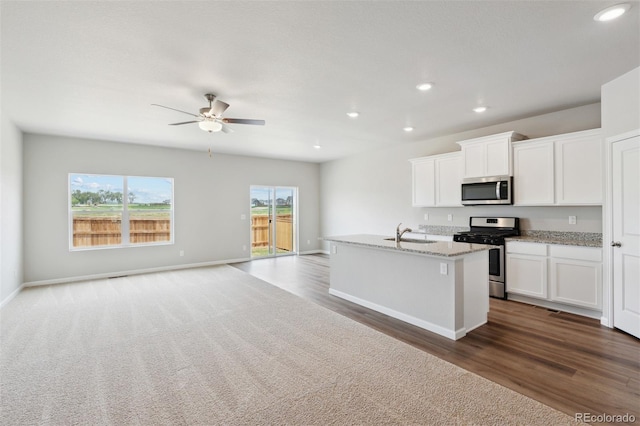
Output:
[396, 223, 412, 243]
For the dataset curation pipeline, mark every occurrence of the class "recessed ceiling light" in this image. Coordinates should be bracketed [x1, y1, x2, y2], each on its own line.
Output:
[594, 3, 631, 21]
[403, 126, 414, 132]
[473, 106, 488, 113]
[416, 83, 433, 91]
[313, 144, 322, 149]
[347, 111, 359, 118]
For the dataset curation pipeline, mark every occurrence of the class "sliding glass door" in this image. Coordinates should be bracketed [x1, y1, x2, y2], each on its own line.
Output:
[250, 186, 297, 258]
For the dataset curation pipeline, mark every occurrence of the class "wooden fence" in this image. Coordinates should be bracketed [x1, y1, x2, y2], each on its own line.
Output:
[74, 215, 291, 251]
[73, 217, 171, 247]
[251, 214, 293, 252]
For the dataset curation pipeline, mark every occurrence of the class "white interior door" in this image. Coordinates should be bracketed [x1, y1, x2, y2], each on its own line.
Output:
[612, 134, 640, 338]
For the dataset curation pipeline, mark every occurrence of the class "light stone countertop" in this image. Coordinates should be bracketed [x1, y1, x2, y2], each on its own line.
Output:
[505, 231, 603, 248]
[323, 234, 490, 258]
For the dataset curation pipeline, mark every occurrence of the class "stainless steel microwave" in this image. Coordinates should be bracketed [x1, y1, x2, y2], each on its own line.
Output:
[461, 176, 512, 205]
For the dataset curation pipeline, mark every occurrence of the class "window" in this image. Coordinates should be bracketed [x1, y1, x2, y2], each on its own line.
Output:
[69, 174, 174, 250]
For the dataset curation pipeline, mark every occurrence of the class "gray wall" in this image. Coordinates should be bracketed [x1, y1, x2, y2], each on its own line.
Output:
[0, 116, 24, 304]
[602, 66, 640, 139]
[320, 103, 603, 241]
[23, 134, 321, 284]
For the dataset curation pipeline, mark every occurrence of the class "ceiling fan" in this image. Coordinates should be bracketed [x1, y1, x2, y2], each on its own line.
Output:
[152, 93, 265, 133]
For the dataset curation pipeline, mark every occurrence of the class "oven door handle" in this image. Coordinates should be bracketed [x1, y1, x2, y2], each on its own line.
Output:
[496, 182, 501, 200]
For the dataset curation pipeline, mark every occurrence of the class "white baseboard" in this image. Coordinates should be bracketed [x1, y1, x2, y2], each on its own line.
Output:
[22, 257, 252, 288]
[0, 283, 25, 308]
[328, 288, 464, 340]
[507, 293, 602, 320]
[298, 249, 326, 255]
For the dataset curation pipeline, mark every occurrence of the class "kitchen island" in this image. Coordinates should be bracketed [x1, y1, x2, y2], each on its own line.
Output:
[324, 234, 490, 340]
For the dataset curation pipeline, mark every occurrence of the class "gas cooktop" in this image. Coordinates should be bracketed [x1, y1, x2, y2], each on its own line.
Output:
[453, 217, 520, 245]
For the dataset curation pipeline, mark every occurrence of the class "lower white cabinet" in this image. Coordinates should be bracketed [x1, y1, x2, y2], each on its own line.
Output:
[506, 242, 548, 298]
[549, 245, 602, 310]
[506, 241, 602, 312]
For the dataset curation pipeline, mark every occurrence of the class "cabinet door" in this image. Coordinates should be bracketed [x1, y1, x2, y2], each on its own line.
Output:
[550, 258, 602, 310]
[507, 254, 548, 299]
[513, 141, 555, 205]
[435, 154, 462, 206]
[555, 132, 603, 205]
[411, 158, 435, 206]
[485, 138, 510, 176]
[462, 143, 486, 178]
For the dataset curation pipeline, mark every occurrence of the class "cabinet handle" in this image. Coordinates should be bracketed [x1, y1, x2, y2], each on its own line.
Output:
[611, 241, 622, 247]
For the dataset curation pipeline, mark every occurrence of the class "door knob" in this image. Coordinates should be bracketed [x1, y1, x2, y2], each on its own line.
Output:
[611, 241, 622, 247]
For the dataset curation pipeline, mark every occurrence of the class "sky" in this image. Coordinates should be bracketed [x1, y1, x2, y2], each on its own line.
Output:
[70, 174, 173, 204]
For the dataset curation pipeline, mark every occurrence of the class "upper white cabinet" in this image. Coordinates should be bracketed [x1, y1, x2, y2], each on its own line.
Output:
[410, 157, 436, 206]
[456, 131, 526, 178]
[555, 131, 603, 204]
[513, 140, 555, 205]
[513, 129, 603, 206]
[410, 152, 462, 207]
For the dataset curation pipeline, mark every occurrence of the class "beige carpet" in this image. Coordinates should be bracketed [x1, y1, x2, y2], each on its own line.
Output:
[1, 265, 581, 425]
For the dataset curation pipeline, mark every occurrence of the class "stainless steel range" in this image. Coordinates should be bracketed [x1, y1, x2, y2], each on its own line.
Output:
[453, 217, 520, 299]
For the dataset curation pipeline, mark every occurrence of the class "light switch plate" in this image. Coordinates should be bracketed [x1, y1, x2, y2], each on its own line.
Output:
[447, 214, 453, 222]
[424, 213, 429, 221]
[440, 263, 448, 275]
[569, 216, 577, 225]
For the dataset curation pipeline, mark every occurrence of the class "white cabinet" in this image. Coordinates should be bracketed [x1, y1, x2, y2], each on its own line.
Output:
[512, 129, 603, 206]
[549, 245, 602, 310]
[435, 153, 462, 206]
[555, 131, 603, 204]
[410, 152, 462, 207]
[506, 241, 603, 313]
[410, 157, 435, 206]
[457, 131, 526, 178]
[506, 242, 548, 299]
[513, 141, 555, 205]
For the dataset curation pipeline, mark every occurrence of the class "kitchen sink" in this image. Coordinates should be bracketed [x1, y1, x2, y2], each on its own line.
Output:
[383, 237, 437, 244]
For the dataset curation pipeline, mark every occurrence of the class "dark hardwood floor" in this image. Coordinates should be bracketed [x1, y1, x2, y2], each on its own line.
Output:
[232, 254, 640, 424]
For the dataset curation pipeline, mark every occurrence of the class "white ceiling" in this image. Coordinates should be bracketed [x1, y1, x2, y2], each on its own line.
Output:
[2, 1, 639, 163]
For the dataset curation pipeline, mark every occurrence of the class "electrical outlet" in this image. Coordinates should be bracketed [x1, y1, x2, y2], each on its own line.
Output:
[424, 213, 429, 221]
[447, 214, 453, 222]
[240, 214, 246, 220]
[307, 240, 311, 245]
[179, 250, 184, 257]
[331, 245, 337, 254]
[440, 263, 448, 275]
[569, 216, 577, 225]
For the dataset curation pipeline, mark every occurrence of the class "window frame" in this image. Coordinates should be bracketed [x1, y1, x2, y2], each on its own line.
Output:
[69, 173, 174, 251]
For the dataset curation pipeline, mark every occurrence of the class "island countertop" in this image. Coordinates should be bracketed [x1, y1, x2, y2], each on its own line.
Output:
[324, 234, 490, 258]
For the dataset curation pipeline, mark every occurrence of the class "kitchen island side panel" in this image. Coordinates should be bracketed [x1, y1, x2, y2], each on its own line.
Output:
[329, 242, 460, 337]
[462, 250, 490, 332]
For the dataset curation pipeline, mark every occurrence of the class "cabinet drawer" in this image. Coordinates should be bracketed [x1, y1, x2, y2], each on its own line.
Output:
[549, 245, 602, 262]
[506, 242, 547, 256]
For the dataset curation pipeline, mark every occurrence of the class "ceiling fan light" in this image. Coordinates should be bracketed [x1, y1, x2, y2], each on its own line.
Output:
[198, 120, 223, 133]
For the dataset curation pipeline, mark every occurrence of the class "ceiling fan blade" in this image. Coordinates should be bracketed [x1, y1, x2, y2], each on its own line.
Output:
[169, 120, 200, 125]
[151, 104, 199, 117]
[210, 100, 230, 117]
[220, 122, 234, 133]
[222, 118, 265, 125]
